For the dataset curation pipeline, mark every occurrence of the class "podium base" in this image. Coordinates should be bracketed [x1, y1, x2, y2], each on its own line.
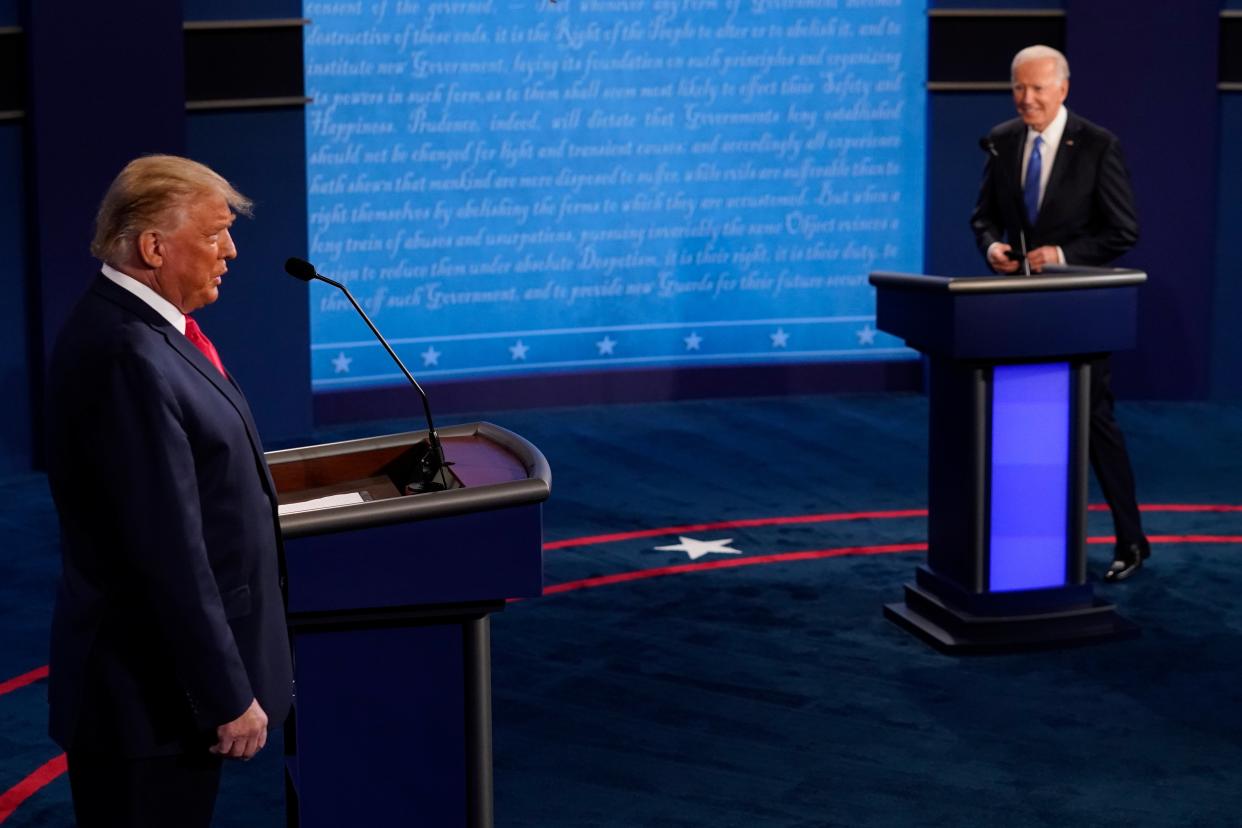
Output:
[884, 581, 1140, 654]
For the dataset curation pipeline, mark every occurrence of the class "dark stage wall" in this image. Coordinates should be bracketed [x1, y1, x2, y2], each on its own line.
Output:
[2, 0, 1241, 474]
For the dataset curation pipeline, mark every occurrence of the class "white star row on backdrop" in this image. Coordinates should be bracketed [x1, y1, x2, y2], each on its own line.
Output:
[329, 326, 879, 372]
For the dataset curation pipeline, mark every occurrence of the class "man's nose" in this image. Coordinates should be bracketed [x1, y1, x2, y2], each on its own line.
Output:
[221, 228, 238, 260]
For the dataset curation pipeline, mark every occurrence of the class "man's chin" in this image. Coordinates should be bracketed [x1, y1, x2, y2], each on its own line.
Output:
[188, 289, 220, 313]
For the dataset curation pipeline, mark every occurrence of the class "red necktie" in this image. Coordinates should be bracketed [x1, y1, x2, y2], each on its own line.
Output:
[183, 316, 227, 377]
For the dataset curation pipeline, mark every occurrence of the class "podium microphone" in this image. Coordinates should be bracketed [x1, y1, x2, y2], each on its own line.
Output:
[978, 137, 1031, 276]
[284, 256, 451, 493]
[1018, 229, 1032, 277]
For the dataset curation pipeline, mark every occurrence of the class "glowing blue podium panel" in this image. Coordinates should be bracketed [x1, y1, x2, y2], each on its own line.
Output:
[988, 362, 1069, 592]
[303, 0, 928, 389]
[870, 269, 1145, 653]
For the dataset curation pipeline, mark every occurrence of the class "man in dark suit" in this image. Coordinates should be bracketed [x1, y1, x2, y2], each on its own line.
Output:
[971, 45, 1149, 582]
[46, 155, 293, 826]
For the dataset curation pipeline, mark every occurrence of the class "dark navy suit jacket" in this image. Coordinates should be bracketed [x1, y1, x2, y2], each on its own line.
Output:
[46, 274, 293, 757]
[971, 110, 1139, 266]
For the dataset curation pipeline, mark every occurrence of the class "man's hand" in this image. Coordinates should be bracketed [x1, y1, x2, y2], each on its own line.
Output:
[1025, 245, 1061, 272]
[987, 243, 1020, 274]
[211, 698, 268, 760]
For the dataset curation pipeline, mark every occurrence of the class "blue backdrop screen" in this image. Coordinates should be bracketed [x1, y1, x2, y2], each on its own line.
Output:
[305, 0, 926, 388]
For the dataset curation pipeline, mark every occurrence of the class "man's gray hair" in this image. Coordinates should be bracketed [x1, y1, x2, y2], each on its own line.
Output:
[1011, 45, 1070, 82]
[91, 155, 252, 264]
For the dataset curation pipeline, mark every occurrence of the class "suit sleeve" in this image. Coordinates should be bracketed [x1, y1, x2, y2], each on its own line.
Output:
[969, 150, 1006, 262]
[1062, 136, 1140, 266]
[90, 346, 254, 730]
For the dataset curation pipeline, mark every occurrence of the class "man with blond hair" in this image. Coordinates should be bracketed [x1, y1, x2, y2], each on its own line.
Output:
[45, 155, 292, 826]
[970, 45, 1149, 582]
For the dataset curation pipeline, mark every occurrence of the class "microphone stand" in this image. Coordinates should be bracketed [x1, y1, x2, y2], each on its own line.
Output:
[980, 135, 1033, 278]
[296, 266, 451, 492]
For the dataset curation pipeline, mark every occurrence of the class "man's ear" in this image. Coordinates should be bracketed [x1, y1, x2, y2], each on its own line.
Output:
[136, 230, 163, 268]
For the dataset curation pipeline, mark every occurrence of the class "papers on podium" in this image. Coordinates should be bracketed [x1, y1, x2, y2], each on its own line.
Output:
[277, 492, 367, 516]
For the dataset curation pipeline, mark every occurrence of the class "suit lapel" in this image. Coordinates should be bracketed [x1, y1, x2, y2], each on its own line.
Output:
[165, 327, 248, 412]
[1035, 113, 1081, 232]
[998, 124, 1029, 226]
[166, 330, 279, 504]
[91, 275, 278, 504]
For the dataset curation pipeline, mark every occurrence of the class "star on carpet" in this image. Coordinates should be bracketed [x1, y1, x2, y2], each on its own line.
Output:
[331, 351, 352, 373]
[509, 340, 530, 360]
[654, 536, 743, 561]
[684, 332, 703, 351]
[421, 345, 441, 367]
[596, 335, 617, 355]
[856, 324, 877, 345]
[770, 328, 790, 348]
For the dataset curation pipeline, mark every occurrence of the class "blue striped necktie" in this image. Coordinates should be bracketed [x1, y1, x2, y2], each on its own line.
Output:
[1024, 135, 1044, 224]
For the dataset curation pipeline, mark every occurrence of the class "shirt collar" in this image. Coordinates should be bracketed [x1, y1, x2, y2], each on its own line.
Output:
[100, 263, 186, 334]
[1027, 105, 1068, 149]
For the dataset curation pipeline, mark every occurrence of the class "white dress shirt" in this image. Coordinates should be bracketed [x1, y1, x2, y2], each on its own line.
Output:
[100, 262, 186, 334]
[987, 105, 1069, 268]
[1021, 104, 1068, 213]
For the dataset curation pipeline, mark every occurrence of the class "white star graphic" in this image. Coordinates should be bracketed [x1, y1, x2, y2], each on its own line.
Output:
[770, 328, 790, 348]
[421, 345, 441, 367]
[331, 351, 353, 373]
[509, 340, 529, 360]
[654, 536, 743, 561]
[856, 324, 877, 346]
[684, 332, 703, 351]
[596, 335, 617, 356]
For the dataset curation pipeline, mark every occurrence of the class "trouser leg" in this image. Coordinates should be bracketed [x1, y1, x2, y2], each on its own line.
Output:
[67, 749, 223, 828]
[1087, 356, 1145, 545]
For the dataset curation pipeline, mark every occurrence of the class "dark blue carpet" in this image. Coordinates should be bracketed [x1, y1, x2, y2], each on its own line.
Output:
[2, 394, 1242, 826]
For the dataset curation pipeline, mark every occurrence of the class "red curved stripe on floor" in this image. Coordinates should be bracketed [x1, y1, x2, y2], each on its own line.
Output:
[542, 509, 928, 550]
[0, 666, 48, 698]
[544, 543, 928, 594]
[542, 534, 1242, 596]
[4, 511, 1240, 688]
[1087, 535, 1242, 545]
[1094, 504, 1242, 513]
[0, 754, 67, 824]
[545, 504, 1242, 551]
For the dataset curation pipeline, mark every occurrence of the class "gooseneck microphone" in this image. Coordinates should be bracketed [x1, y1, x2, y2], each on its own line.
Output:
[977, 136, 1031, 276]
[284, 256, 451, 493]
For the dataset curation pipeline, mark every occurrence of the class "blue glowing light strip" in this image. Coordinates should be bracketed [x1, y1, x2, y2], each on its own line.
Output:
[988, 363, 1070, 592]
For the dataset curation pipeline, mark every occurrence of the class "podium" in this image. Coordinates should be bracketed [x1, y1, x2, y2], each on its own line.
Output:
[868, 267, 1146, 653]
[265, 421, 550, 826]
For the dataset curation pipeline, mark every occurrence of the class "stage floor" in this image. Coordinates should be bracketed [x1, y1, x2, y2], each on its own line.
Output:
[3, 394, 1241, 827]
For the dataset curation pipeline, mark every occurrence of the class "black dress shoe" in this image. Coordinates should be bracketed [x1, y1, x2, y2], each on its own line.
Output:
[1103, 540, 1151, 582]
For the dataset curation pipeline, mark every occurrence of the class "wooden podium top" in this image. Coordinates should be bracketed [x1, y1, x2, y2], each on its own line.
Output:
[266, 421, 551, 539]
